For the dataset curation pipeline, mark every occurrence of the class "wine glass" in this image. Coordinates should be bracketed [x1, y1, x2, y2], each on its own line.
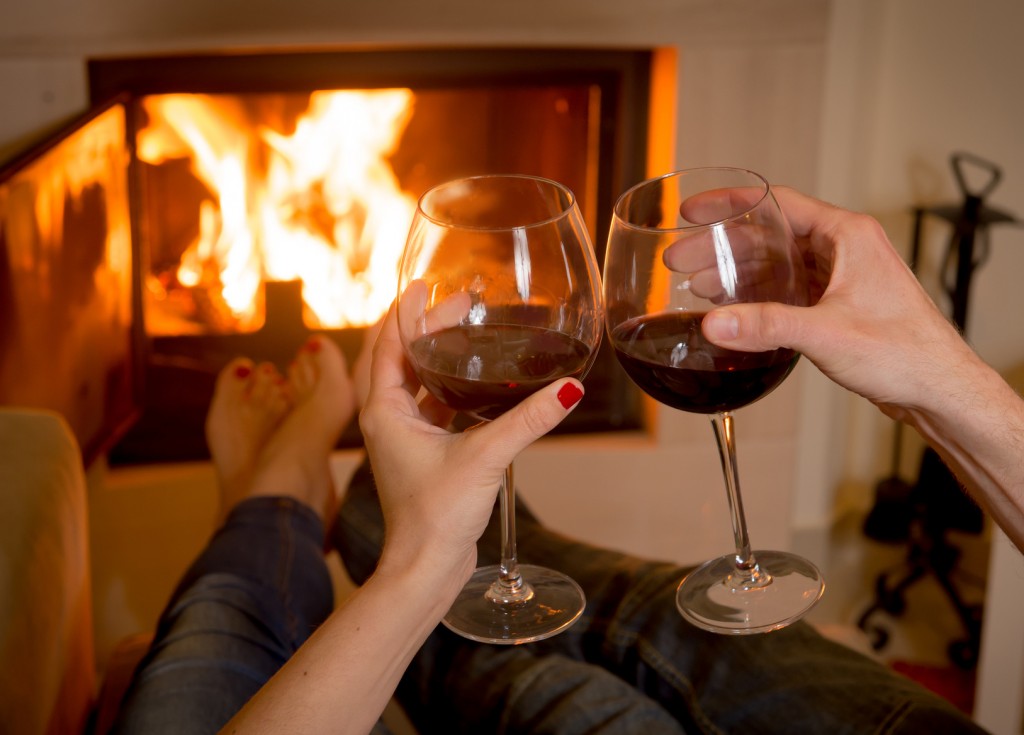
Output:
[397, 173, 604, 644]
[603, 167, 824, 634]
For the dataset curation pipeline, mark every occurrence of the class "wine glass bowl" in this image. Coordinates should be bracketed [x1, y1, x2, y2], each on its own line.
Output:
[604, 167, 824, 634]
[398, 173, 603, 644]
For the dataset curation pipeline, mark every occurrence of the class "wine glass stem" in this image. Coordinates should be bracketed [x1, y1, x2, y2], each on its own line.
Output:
[710, 412, 771, 589]
[486, 462, 534, 604]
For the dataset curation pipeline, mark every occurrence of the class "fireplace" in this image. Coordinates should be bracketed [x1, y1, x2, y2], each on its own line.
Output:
[2, 47, 664, 465]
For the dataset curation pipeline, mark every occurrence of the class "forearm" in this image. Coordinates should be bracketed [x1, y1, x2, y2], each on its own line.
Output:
[905, 351, 1024, 552]
[220, 555, 469, 735]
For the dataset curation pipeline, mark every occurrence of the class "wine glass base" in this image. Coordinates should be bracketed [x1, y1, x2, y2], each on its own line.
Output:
[442, 564, 586, 645]
[676, 550, 824, 635]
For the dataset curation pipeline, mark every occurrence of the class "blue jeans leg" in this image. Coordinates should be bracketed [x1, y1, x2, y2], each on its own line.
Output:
[510, 517, 988, 735]
[113, 496, 391, 735]
[334, 459, 988, 735]
[337, 461, 685, 734]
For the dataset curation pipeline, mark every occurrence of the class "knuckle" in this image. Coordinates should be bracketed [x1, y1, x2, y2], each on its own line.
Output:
[517, 399, 553, 438]
[358, 405, 378, 436]
[843, 211, 887, 241]
[756, 303, 790, 345]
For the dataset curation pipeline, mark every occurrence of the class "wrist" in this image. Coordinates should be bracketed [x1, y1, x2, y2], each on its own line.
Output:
[901, 350, 1024, 492]
[371, 542, 476, 614]
[901, 346, 1003, 433]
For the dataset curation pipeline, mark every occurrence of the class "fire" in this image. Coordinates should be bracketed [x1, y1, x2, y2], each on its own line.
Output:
[137, 88, 417, 333]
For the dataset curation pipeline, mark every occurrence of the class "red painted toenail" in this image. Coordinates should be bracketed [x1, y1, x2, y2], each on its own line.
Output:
[234, 365, 251, 378]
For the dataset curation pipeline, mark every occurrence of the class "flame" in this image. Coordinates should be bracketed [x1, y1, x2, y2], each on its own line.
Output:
[137, 89, 417, 333]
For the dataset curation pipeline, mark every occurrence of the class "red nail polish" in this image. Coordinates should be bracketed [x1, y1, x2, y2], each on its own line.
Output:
[234, 364, 251, 379]
[304, 337, 322, 353]
[557, 383, 583, 409]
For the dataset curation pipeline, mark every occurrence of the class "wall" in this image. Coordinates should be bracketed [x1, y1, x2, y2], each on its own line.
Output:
[819, 0, 1024, 495]
[817, 2, 1024, 731]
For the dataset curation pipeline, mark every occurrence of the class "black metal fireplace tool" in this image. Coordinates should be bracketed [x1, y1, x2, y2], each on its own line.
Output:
[857, 151, 1020, 669]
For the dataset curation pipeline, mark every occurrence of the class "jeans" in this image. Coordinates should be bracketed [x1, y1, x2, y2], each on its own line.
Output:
[334, 459, 988, 735]
[114, 462, 988, 734]
[111, 497, 395, 735]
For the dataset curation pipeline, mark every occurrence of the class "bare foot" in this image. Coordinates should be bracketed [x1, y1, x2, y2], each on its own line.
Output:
[245, 336, 356, 522]
[206, 359, 291, 518]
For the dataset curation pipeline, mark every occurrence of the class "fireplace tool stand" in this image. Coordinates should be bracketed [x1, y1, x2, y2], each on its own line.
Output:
[857, 152, 1020, 669]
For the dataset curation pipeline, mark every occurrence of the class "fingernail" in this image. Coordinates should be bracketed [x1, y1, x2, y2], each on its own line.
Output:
[705, 311, 739, 341]
[234, 364, 251, 378]
[304, 337, 322, 353]
[557, 383, 584, 409]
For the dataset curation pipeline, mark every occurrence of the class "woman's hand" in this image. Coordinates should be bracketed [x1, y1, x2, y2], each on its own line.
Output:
[358, 303, 586, 592]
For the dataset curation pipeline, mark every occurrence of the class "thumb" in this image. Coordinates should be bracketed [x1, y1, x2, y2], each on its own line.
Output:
[470, 379, 584, 468]
[703, 302, 813, 353]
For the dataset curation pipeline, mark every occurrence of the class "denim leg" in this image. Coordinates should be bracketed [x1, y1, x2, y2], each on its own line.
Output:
[334, 460, 387, 587]
[400, 635, 686, 734]
[334, 458, 987, 735]
[114, 496, 392, 735]
[511, 519, 987, 735]
[336, 461, 684, 734]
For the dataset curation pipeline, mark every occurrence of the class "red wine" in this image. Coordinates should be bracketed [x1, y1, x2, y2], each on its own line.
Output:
[409, 324, 593, 421]
[611, 312, 797, 413]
